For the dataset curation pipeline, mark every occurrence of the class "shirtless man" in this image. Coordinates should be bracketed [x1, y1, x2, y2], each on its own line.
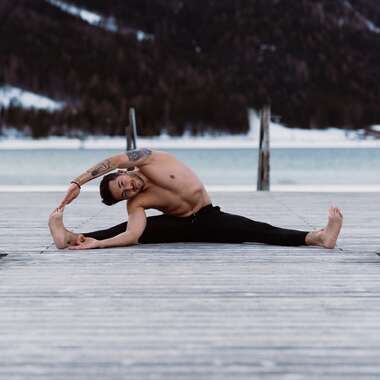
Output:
[48, 148, 343, 250]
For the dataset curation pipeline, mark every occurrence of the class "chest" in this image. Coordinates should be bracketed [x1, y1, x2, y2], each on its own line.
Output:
[141, 163, 202, 190]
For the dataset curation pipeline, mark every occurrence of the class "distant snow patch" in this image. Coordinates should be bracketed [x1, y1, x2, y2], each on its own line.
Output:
[0, 85, 64, 111]
[365, 19, 380, 34]
[343, 0, 380, 34]
[247, 109, 354, 143]
[46, 0, 117, 31]
[45, 0, 153, 40]
[137, 31, 154, 42]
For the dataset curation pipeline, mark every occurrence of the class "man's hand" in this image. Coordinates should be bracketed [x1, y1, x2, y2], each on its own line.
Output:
[59, 183, 81, 208]
[68, 237, 100, 250]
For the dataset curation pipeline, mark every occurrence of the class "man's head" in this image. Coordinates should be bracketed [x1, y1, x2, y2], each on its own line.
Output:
[100, 171, 145, 205]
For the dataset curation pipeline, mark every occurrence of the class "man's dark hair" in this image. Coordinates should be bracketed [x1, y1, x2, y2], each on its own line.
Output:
[99, 172, 121, 206]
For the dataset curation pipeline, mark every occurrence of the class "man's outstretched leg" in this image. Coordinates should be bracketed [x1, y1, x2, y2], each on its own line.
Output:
[193, 206, 343, 248]
[48, 208, 84, 249]
[305, 207, 343, 248]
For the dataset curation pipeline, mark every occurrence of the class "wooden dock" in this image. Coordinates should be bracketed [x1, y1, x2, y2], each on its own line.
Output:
[1, 191, 380, 380]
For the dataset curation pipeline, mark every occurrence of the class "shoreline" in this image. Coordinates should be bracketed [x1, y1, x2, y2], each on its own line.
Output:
[1, 139, 380, 149]
[1, 119, 380, 149]
[1, 185, 380, 192]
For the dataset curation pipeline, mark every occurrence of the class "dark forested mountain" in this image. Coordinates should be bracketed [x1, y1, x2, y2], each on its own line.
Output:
[1, 0, 380, 137]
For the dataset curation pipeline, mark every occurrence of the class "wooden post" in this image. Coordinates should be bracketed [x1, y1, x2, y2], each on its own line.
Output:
[126, 123, 132, 152]
[126, 108, 137, 152]
[257, 106, 270, 191]
[121, 100, 131, 152]
[129, 107, 138, 149]
[125, 107, 138, 171]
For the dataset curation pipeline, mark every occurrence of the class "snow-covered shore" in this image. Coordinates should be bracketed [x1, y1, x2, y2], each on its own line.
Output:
[1, 95, 379, 148]
[1, 134, 380, 149]
[2, 120, 380, 149]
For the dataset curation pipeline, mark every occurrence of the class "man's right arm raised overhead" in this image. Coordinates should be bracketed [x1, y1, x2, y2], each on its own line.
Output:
[58, 148, 153, 208]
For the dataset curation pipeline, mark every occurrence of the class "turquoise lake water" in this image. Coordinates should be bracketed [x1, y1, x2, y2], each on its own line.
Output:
[1, 148, 379, 186]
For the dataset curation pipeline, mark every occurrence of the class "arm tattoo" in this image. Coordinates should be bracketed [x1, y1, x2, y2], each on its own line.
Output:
[126, 148, 152, 162]
[88, 159, 112, 177]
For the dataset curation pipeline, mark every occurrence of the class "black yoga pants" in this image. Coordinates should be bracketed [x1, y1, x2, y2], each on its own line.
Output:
[84, 204, 308, 247]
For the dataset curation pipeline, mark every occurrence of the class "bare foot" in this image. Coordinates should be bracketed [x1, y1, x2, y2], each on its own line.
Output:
[48, 208, 83, 249]
[321, 207, 343, 248]
[306, 207, 343, 249]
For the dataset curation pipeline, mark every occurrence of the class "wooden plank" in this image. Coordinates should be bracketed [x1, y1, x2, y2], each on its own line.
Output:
[0, 192, 380, 379]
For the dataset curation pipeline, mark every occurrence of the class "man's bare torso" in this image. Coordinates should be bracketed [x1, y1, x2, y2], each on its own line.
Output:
[130, 151, 211, 217]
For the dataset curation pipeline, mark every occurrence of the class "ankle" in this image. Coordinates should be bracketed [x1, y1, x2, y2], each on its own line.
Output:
[305, 230, 323, 246]
[66, 231, 81, 246]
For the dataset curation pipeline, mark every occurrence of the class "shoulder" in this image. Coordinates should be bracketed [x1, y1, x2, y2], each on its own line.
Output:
[124, 148, 173, 165]
[125, 148, 154, 163]
[127, 196, 143, 212]
[137, 149, 177, 166]
[146, 149, 177, 163]
[127, 191, 156, 212]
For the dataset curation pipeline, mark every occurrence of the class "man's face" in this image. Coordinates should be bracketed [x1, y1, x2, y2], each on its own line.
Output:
[109, 173, 144, 202]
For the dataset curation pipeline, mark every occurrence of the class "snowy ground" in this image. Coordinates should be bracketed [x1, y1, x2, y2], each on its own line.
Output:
[1, 131, 380, 149]
[1, 118, 379, 150]
[1, 87, 379, 149]
[0, 85, 64, 111]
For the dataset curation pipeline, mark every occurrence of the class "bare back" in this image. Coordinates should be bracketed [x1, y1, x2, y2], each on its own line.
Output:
[133, 151, 211, 217]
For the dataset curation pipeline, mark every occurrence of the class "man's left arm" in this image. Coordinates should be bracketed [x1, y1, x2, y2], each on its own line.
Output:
[70, 204, 147, 250]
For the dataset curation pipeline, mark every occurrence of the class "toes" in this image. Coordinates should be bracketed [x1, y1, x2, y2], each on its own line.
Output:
[334, 207, 343, 219]
[49, 210, 57, 219]
[329, 207, 343, 219]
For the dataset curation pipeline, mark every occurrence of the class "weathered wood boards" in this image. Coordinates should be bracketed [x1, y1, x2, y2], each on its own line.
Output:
[0, 191, 380, 380]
